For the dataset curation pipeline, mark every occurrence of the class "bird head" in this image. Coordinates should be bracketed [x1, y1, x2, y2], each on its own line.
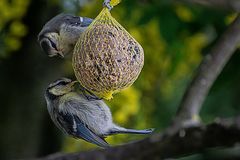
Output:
[38, 13, 93, 58]
[47, 78, 78, 96]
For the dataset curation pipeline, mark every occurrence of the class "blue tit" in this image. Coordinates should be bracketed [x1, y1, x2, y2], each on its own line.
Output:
[45, 78, 154, 148]
[38, 14, 93, 58]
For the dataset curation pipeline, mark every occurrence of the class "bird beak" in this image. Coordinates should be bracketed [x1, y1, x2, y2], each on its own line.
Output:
[71, 80, 78, 84]
[58, 52, 65, 58]
[65, 80, 78, 91]
[69, 80, 78, 87]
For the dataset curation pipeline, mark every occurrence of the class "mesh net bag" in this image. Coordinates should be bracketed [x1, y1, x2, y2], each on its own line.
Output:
[72, 4, 144, 100]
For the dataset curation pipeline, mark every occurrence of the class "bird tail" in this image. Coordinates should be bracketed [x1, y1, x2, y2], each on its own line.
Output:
[109, 126, 154, 135]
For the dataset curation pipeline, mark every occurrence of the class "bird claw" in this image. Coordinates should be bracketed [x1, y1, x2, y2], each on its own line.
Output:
[77, 84, 102, 101]
[103, 0, 113, 10]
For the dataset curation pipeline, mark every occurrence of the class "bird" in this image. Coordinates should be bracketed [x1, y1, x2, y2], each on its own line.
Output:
[38, 13, 93, 58]
[45, 77, 154, 148]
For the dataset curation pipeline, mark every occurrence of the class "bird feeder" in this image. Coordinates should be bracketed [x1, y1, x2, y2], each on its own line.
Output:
[72, 0, 144, 100]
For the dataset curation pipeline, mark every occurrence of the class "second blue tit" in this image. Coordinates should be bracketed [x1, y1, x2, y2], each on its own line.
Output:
[38, 14, 93, 58]
[45, 78, 154, 148]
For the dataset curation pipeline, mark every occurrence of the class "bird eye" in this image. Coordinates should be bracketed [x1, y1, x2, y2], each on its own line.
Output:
[48, 38, 58, 51]
[58, 81, 68, 86]
[48, 80, 70, 89]
[56, 78, 72, 86]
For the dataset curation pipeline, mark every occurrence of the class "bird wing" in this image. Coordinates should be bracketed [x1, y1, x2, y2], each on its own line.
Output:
[57, 110, 109, 148]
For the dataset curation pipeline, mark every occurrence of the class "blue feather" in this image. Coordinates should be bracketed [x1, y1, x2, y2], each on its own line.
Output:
[57, 111, 109, 148]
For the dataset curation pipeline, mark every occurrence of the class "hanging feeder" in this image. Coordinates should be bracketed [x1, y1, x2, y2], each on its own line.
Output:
[72, 0, 144, 99]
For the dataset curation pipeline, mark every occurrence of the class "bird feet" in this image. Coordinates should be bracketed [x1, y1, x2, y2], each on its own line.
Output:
[103, 0, 113, 10]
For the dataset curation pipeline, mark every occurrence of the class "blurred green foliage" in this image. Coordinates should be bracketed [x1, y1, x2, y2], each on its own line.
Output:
[0, 0, 29, 58]
[0, 0, 239, 159]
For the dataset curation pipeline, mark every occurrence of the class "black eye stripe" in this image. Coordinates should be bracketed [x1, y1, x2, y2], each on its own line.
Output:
[47, 37, 58, 50]
[40, 36, 58, 52]
[48, 79, 71, 89]
[58, 81, 68, 86]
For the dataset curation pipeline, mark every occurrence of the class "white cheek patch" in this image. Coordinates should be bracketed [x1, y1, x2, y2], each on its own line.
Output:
[49, 88, 62, 96]
[49, 88, 58, 95]
[49, 86, 71, 96]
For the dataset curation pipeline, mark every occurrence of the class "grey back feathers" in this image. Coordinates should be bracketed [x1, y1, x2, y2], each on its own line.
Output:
[38, 13, 93, 41]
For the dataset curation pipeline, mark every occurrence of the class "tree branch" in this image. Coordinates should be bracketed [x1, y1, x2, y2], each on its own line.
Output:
[34, 117, 240, 160]
[171, 14, 240, 128]
[179, 0, 240, 12]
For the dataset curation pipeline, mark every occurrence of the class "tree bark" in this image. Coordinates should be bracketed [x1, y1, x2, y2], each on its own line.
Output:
[34, 117, 240, 160]
[171, 14, 240, 128]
